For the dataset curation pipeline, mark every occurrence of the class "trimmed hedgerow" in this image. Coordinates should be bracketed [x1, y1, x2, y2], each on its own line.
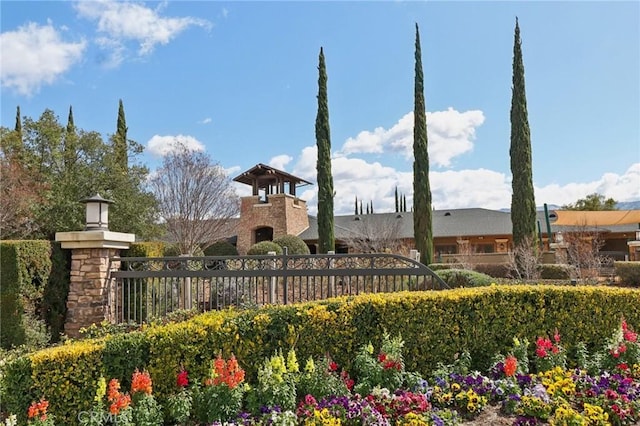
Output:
[0, 240, 53, 349]
[2, 285, 639, 425]
[122, 241, 168, 258]
[615, 261, 640, 286]
[539, 263, 572, 280]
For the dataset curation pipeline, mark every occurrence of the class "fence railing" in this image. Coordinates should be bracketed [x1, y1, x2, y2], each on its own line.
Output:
[108, 252, 449, 324]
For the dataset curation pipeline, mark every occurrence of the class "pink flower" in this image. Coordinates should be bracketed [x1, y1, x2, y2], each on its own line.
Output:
[553, 329, 561, 344]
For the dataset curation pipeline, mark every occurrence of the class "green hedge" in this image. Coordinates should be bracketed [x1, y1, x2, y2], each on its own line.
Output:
[435, 268, 493, 288]
[0, 241, 53, 349]
[615, 261, 640, 286]
[2, 285, 639, 424]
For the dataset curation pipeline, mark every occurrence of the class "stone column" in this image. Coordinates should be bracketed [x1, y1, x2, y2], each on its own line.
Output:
[55, 230, 135, 338]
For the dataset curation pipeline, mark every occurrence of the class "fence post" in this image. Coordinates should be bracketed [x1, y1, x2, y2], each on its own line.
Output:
[179, 255, 192, 310]
[55, 231, 134, 337]
[410, 249, 420, 263]
[268, 251, 277, 304]
[328, 250, 335, 297]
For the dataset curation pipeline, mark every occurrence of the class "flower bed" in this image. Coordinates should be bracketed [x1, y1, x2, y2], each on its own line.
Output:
[5, 318, 639, 426]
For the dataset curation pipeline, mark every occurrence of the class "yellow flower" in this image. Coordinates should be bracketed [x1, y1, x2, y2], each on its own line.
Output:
[95, 376, 107, 403]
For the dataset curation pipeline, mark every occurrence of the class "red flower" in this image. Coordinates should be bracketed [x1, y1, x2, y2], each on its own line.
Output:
[536, 348, 548, 358]
[378, 353, 387, 363]
[617, 363, 629, 371]
[177, 369, 189, 388]
[328, 361, 338, 372]
[504, 355, 517, 377]
[553, 329, 561, 344]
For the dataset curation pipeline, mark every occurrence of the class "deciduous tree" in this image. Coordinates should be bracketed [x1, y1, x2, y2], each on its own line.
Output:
[149, 142, 240, 255]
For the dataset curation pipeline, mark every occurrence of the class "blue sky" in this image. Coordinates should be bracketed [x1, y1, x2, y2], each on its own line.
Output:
[1, 1, 639, 216]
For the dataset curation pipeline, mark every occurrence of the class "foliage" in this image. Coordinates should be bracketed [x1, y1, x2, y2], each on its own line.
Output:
[41, 243, 70, 342]
[204, 240, 239, 256]
[273, 234, 310, 255]
[352, 332, 408, 395]
[149, 141, 240, 255]
[615, 261, 640, 286]
[247, 241, 283, 255]
[297, 355, 351, 401]
[1, 107, 160, 240]
[473, 263, 512, 278]
[315, 47, 335, 254]
[538, 263, 571, 280]
[509, 18, 537, 249]
[3, 285, 640, 424]
[121, 241, 168, 258]
[412, 24, 434, 266]
[435, 269, 493, 288]
[246, 349, 298, 413]
[0, 240, 52, 349]
[192, 355, 246, 423]
[562, 193, 617, 211]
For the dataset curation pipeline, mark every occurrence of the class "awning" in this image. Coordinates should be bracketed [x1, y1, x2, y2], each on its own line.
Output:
[552, 210, 640, 226]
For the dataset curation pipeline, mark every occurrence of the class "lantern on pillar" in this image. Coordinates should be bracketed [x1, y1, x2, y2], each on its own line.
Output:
[80, 194, 114, 231]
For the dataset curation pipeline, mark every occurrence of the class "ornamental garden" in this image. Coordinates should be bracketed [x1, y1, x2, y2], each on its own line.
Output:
[1, 285, 639, 426]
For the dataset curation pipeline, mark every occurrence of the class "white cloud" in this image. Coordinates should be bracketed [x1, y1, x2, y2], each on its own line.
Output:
[0, 21, 86, 95]
[199, 117, 213, 124]
[268, 155, 293, 171]
[147, 134, 206, 157]
[338, 108, 485, 167]
[75, 0, 210, 61]
[536, 163, 640, 207]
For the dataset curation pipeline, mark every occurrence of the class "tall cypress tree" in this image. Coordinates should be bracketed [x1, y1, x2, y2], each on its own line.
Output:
[395, 187, 399, 212]
[355, 196, 358, 215]
[64, 106, 77, 169]
[114, 99, 128, 170]
[315, 47, 335, 253]
[412, 23, 434, 265]
[14, 106, 21, 137]
[509, 17, 537, 248]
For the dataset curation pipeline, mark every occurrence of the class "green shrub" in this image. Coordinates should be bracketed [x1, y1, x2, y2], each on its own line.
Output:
[273, 235, 310, 255]
[0, 355, 35, 424]
[435, 268, 493, 288]
[164, 244, 204, 257]
[102, 331, 151, 390]
[473, 263, 512, 278]
[0, 241, 52, 349]
[247, 241, 283, 255]
[122, 241, 168, 258]
[539, 263, 572, 280]
[204, 240, 239, 256]
[428, 263, 464, 271]
[41, 243, 71, 342]
[615, 261, 640, 286]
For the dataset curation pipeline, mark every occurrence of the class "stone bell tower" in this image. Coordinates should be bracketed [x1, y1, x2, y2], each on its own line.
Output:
[233, 164, 311, 254]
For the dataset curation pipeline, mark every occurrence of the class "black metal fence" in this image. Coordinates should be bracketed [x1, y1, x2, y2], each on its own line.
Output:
[108, 252, 449, 324]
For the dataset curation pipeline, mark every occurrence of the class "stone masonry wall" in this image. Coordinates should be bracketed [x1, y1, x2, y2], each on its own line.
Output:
[65, 248, 121, 337]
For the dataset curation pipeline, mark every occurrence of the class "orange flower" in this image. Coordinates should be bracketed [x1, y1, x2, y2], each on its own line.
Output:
[131, 369, 153, 395]
[504, 355, 518, 377]
[107, 377, 131, 415]
[209, 354, 245, 389]
[27, 399, 49, 420]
